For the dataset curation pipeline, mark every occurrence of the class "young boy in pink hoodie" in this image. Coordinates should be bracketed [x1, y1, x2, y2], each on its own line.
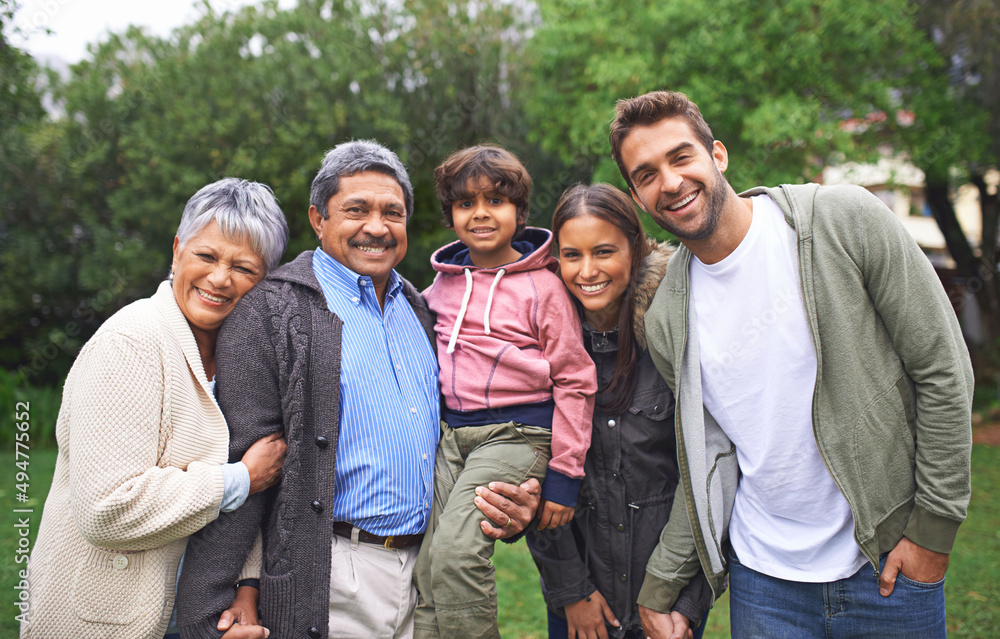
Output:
[413, 145, 597, 638]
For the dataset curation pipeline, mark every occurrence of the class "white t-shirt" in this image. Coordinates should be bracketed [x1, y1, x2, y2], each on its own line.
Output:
[690, 194, 867, 582]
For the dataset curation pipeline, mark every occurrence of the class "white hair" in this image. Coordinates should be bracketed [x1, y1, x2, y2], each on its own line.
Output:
[176, 178, 289, 271]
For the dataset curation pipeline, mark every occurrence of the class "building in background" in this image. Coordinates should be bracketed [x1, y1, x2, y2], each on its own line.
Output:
[823, 159, 999, 343]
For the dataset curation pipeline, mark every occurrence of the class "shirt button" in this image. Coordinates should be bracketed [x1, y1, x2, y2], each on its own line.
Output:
[607, 419, 616, 428]
[410, 407, 417, 413]
[616, 523, 625, 532]
[112, 555, 129, 570]
[397, 365, 402, 371]
[311, 500, 323, 513]
[422, 454, 428, 460]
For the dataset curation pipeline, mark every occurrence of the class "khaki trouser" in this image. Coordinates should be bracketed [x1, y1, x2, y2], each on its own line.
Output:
[328, 527, 420, 639]
[413, 420, 552, 639]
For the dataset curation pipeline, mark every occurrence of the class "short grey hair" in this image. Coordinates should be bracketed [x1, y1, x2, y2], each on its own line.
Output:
[310, 140, 414, 220]
[176, 178, 289, 272]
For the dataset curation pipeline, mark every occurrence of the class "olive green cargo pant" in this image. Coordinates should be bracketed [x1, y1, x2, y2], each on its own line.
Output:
[413, 420, 551, 639]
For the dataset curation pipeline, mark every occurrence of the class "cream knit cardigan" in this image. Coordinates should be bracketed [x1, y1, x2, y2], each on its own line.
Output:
[23, 280, 257, 639]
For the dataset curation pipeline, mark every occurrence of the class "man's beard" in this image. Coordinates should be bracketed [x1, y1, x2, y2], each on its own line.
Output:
[653, 167, 729, 242]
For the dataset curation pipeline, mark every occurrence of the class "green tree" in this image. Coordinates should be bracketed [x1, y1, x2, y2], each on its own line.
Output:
[0, 1, 84, 385]
[905, 0, 999, 370]
[526, 0, 938, 190]
[525, 0, 999, 370]
[0, 0, 557, 383]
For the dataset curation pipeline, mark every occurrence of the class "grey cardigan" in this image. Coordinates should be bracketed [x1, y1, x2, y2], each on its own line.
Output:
[637, 184, 974, 612]
[177, 250, 436, 639]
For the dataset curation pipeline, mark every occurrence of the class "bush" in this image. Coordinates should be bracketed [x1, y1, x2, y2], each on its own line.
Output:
[0, 368, 61, 449]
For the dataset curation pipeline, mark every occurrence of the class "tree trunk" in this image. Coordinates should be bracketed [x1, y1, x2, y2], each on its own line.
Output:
[926, 176, 1000, 374]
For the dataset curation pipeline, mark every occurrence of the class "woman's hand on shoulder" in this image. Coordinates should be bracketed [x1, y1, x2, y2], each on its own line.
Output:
[242, 432, 286, 495]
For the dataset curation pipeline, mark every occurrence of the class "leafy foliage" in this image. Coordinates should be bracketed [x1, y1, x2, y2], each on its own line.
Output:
[526, 0, 940, 191]
[1, 0, 995, 385]
[1, 0, 560, 384]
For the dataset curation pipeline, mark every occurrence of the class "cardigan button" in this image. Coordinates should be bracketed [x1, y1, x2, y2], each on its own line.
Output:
[311, 500, 323, 513]
[607, 419, 616, 428]
[616, 523, 625, 532]
[316, 435, 329, 448]
[619, 573, 628, 582]
[112, 555, 129, 570]
[308, 627, 321, 638]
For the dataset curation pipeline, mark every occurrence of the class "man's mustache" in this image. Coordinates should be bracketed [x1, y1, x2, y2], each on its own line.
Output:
[350, 236, 398, 249]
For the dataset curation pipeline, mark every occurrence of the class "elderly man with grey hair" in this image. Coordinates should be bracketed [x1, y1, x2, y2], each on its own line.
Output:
[177, 141, 541, 639]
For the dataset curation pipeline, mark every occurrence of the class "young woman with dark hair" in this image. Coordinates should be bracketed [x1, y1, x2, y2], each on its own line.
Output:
[527, 183, 711, 639]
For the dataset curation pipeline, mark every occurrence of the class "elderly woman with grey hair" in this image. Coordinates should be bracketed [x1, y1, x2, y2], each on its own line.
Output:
[22, 178, 290, 639]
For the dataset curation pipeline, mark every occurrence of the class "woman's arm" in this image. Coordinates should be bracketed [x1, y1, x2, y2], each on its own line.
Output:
[68, 332, 226, 551]
[525, 523, 596, 609]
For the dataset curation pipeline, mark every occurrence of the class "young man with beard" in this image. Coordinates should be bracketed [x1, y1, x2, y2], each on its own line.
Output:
[610, 91, 973, 639]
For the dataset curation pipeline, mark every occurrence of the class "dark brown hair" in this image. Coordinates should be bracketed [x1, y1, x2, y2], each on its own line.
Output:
[434, 144, 532, 235]
[609, 90, 715, 190]
[552, 183, 651, 416]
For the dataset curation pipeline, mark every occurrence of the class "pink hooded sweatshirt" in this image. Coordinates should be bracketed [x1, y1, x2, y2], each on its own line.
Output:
[423, 227, 597, 504]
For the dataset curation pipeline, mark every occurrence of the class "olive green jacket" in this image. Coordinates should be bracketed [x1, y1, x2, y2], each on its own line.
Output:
[637, 184, 974, 612]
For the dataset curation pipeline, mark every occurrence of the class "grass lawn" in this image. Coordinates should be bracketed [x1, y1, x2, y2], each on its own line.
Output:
[496, 444, 1000, 638]
[3, 445, 996, 638]
[1, 447, 57, 637]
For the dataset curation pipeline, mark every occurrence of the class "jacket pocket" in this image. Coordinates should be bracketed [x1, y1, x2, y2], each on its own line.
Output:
[72, 547, 159, 625]
[854, 376, 916, 501]
[628, 385, 674, 421]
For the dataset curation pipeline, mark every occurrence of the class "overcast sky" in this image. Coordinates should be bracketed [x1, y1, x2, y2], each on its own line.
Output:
[9, 0, 259, 64]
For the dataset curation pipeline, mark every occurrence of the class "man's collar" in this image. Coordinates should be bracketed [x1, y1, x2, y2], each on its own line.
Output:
[312, 248, 401, 304]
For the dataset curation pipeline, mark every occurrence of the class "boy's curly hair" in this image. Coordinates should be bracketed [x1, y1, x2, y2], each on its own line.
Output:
[434, 144, 532, 235]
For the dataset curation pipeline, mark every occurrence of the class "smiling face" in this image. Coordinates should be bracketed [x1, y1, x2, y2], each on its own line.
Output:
[308, 171, 408, 292]
[620, 117, 732, 243]
[171, 219, 265, 339]
[450, 179, 525, 268]
[557, 213, 632, 331]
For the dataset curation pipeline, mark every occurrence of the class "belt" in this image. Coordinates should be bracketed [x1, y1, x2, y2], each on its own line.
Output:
[332, 522, 424, 550]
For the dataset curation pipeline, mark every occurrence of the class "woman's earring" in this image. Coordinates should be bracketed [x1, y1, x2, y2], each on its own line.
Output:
[169, 267, 175, 281]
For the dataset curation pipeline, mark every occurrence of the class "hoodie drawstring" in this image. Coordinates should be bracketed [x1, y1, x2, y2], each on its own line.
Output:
[483, 268, 506, 335]
[447, 267, 508, 352]
[446, 268, 474, 354]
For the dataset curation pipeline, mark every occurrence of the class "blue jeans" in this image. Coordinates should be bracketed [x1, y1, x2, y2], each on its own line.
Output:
[547, 607, 708, 639]
[728, 548, 946, 638]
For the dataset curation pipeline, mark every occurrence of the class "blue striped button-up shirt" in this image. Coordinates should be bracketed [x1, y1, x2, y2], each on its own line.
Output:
[313, 249, 440, 536]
